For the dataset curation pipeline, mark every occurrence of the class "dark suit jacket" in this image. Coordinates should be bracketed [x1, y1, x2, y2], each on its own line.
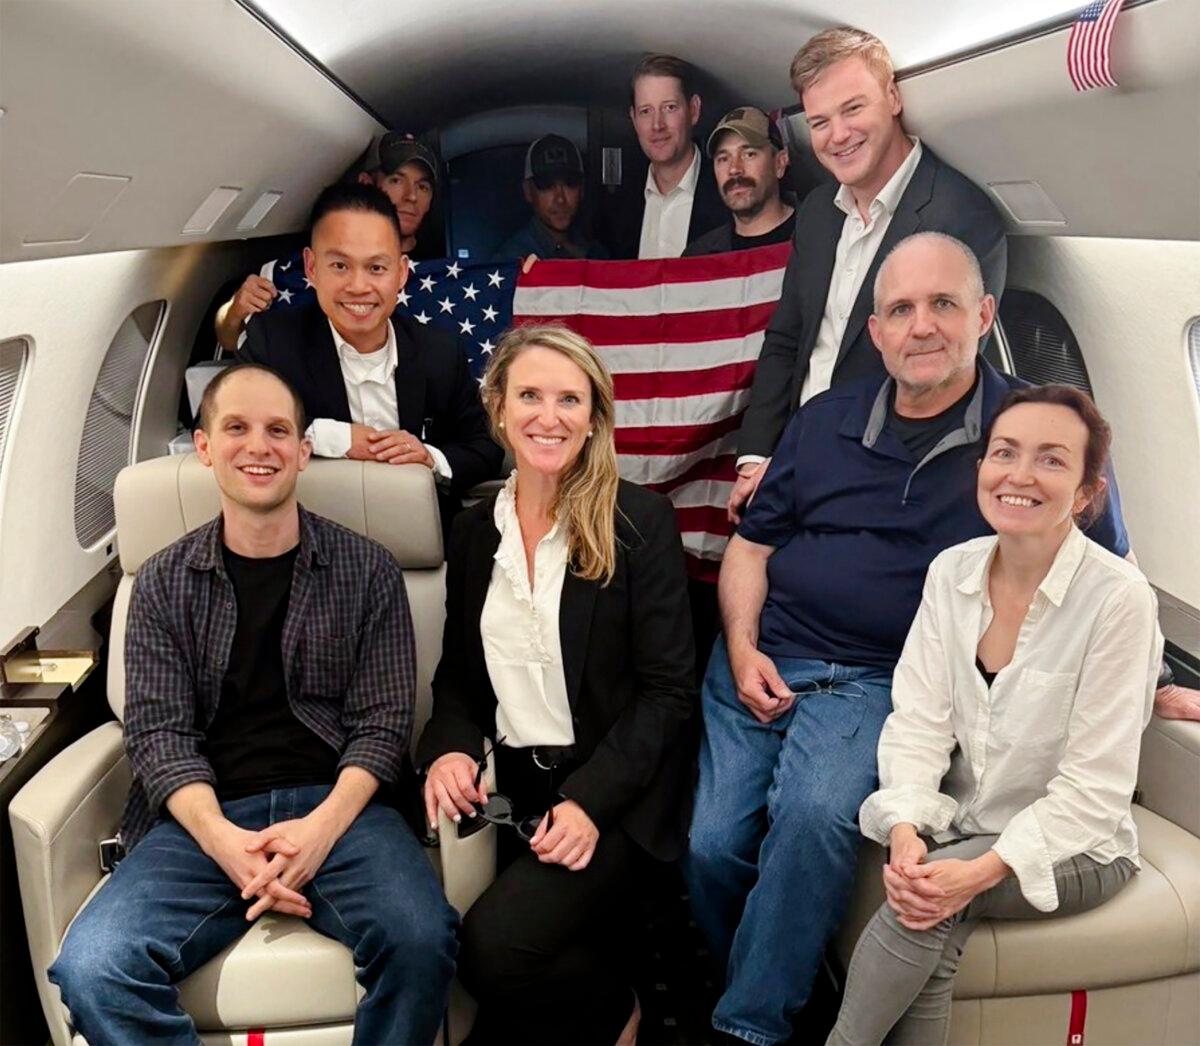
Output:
[240, 304, 503, 502]
[738, 146, 1008, 458]
[599, 145, 728, 260]
[415, 481, 698, 862]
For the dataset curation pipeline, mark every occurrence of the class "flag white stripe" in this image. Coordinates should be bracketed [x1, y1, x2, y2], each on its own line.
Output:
[663, 478, 736, 508]
[680, 531, 735, 560]
[616, 388, 751, 428]
[513, 267, 786, 317]
[597, 332, 766, 374]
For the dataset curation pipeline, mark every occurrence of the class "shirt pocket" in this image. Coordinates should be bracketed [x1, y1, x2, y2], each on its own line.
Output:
[299, 633, 357, 699]
[995, 668, 1077, 749]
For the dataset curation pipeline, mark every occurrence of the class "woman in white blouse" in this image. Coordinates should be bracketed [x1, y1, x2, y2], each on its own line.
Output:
[828, 385, 1162, 1046]
[417, 324, 696, 1045]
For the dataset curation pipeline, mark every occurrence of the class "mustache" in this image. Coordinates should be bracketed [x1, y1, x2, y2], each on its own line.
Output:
[722, 176, 757, 194]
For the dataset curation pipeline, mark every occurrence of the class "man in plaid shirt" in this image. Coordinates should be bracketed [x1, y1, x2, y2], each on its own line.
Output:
[50, 363, 457, 1045]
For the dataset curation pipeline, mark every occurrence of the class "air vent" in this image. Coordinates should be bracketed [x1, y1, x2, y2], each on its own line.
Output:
[74, 302, 165, 549]
[23, 173, 132, 246]
[987, 181, 1067, 227]
[236, 190, 284, 232]
[183, 187, 242, 235]
[1189, 318, 1200, 405]
[0, 338, 29, 487]
[998, 290, 1093, 394]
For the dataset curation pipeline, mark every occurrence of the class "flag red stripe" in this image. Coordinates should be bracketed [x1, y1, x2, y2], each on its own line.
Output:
[616, 412, 743, 455]
[516, 242, 792, 289]
[515, 301, 778, 346]
[248, 1031, 266, 1046]
[612, 360, 756, 400]
[675, 504, 737, 536]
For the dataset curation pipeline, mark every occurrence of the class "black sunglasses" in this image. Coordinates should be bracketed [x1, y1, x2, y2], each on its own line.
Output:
[457, 737, 556, 841]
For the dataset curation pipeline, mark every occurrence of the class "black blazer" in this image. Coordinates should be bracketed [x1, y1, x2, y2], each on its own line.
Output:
[240, 304, 503, 501]
[598, 145, 728, 260]
[737, 146, 1008, 458]
[416, 481, 698, 862]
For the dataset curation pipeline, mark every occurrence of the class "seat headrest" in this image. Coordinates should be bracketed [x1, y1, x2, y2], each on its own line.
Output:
[115, 454, 443, 573]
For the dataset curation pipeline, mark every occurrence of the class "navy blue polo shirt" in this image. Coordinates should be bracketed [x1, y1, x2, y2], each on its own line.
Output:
[739, 360, 1129, 669]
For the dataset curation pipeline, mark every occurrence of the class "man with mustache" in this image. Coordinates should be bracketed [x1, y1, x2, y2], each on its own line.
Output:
[684, 107, 796, 256]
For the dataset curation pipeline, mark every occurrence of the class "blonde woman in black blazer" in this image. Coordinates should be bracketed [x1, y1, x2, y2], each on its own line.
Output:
[418, 324, 696, 1045]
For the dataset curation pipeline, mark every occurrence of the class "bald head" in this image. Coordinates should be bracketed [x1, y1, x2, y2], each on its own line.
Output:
[873, 232, 984, 314]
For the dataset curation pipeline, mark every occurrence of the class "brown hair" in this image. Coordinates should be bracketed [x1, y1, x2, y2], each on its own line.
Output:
[790, 27, 895, 99]
[481, 324, 621, 584]
[630, 53, 697, 106]
[983, 385, 1112, 526]
[196, 362, 307, 434]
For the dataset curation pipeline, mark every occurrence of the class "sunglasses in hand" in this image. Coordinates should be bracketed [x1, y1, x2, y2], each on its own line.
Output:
[456, 737, 556, 841]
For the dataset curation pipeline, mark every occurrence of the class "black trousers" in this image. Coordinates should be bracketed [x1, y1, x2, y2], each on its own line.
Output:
[459, 745, 642, 1045]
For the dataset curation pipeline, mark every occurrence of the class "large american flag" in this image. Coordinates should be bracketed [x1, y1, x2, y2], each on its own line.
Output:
[1067, 0, 1126, 92]
[264, 245, 792, 577]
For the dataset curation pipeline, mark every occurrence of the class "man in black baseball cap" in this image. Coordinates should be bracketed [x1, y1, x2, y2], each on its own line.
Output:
[216, 132, 442, 352]
[494, 134, 608, 261]
[684, 106, 795, 257]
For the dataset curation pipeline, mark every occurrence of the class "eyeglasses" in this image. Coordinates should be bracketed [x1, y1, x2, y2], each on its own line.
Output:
[457, 737, 556, 841]
[789, 678, 870, 702]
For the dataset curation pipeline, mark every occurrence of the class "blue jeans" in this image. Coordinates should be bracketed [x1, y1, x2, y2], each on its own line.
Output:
[684, 640, 893, 1045]
[49, 785, 458, 1046]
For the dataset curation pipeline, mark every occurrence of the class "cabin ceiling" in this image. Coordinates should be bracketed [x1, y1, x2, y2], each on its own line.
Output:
[246, 0, 1085, 129]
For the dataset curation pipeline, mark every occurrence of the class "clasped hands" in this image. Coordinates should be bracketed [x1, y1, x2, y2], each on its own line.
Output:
[204, 810, 340, 922]
[884, 824, 1006, 930]
[424, 752, 600, 872]
[348, 423, 434, 468]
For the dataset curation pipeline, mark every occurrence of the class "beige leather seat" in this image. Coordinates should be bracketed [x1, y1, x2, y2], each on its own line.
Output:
[835, 714, 1200, 1045]
[9, 454, 497, 1046]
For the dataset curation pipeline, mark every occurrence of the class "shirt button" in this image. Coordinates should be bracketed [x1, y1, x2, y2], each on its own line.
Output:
[225, 602, 233, 610]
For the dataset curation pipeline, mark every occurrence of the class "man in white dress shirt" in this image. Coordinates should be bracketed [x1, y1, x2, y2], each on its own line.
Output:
[239, 182, 502, 531]
[598, 54, 726, 259]
[729, 27, 1008, 521]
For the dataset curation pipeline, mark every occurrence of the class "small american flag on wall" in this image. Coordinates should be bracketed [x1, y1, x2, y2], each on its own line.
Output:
[1067, 0, 1126, 92]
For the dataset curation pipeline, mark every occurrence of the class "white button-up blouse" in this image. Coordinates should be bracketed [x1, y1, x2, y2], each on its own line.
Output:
[480, 474, 575, 749]
[859, 525, 1162, 911]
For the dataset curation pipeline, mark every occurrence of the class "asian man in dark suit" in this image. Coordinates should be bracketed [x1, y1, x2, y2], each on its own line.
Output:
[729, 27, 1007, 520]
[239, 182, 503, 531]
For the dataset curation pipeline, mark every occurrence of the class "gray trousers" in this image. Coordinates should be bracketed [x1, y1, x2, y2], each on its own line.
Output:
[826, 835, 1136, 1046]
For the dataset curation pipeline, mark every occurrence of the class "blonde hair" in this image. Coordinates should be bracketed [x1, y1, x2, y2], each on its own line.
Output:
[481, 324, 621, 585]
[790, 27, 895, 98]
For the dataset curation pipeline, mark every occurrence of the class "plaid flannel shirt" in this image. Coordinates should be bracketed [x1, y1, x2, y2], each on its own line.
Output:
[119, 506, 415, 850]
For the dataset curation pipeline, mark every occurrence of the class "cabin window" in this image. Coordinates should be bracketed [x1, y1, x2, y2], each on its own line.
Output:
[996, 289, 1094, 394]
[0, 338, 29, 488]
[74, 301, 166, 549]
[1189, 317, 1200, 405]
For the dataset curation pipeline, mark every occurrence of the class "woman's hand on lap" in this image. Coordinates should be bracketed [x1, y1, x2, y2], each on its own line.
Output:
[423, 752, 485, 828]
[530, 799, 599, 871]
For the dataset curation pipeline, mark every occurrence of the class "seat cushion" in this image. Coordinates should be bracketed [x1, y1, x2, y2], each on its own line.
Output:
[177, 914, 361, 1030]
[836, 805, 1200, 999]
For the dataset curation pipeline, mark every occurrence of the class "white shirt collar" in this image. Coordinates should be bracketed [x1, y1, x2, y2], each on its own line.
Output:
[955, 524, 1089, 609]
[493, 470, 564, 545]
[644, 144, 702, 201]
[326, 317, 397, 383]
[834, 136, 923, 220]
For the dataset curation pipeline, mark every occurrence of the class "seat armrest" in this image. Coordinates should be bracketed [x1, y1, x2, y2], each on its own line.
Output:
[436, 761, 497, 916]
[8, 721, 131, 1046]
[1138, 715, 1200, 837]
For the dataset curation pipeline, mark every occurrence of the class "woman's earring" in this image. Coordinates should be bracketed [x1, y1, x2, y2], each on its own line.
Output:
[587, 429, 594, 438]
[498, 420, 505, 429]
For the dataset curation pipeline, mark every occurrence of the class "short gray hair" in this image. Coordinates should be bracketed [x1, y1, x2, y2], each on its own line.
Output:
[872, 232, 985, 313]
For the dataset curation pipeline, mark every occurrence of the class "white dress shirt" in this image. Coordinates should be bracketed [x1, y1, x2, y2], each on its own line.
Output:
[307, 319, 451, 482]
[737, 139, 924, 472]
[638, 146, 702, 259]
[481, 473, 575, 748]
[859, 526, 1162, 912]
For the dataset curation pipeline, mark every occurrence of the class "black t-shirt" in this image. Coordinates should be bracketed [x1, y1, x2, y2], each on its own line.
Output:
[731, 211, 796, 251]
[204, 545, 340, 800]
[886, 376, 977, 463]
